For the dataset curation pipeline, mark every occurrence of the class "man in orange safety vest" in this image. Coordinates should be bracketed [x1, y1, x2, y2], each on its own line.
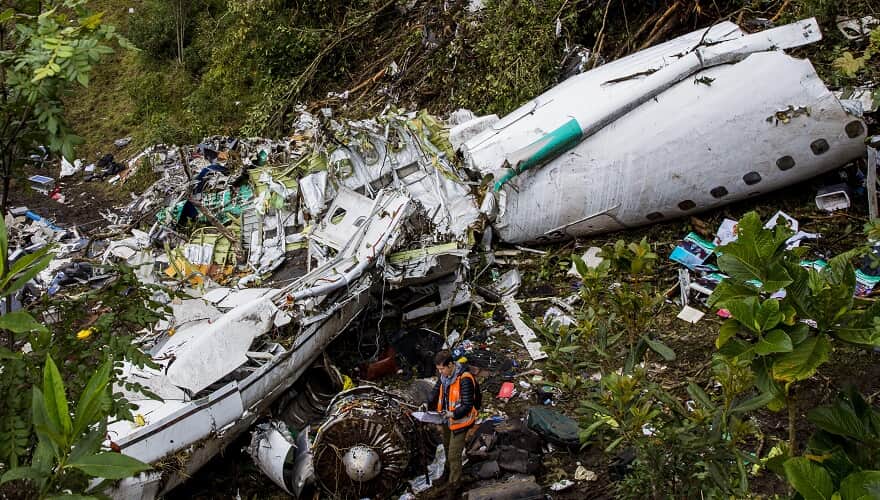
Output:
[428, 349, 477, 496]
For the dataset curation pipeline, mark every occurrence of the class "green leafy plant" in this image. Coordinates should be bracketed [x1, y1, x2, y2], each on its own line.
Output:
[0, 356, 150, 498]
[833, 27, 880, 78]
[0, 210, 166, 486]
[0, 215, 53, 468]
[782, 388, 880, 500]
[709, 212, 880, 452]
[578, 366, 760, 498]
[597, 238, 672, 369]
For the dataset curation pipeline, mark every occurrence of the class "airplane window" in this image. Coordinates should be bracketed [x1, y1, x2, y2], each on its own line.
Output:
[810, 139, 829, 155]
[743, 172, 762, 185]
[710, 186, 728, 198]
[776, 156, 795, 171]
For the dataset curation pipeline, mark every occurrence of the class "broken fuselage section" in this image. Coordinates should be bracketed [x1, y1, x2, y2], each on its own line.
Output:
[457, 18, 868, 243]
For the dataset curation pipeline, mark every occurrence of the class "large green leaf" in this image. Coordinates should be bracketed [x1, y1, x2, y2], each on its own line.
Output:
[783, 457, 835, 500]
[67, 452, 151, 479]
[5, 245, 50, 279]
[3, 251, 54, 296]
[69, 424, 106, 464]
[832, 302, 880, 347]
[808, 400, 868, 442]
[772, 335, 831, 383]
[644, 337, 675, 361]
[753, 357, 786, 411]
[839, 471, 880, 500]
[718, 337, 755, 360]
[731, 391, 777, 414]
[788, 258, 858, 332]
[756, 299, 784, 331]
[0, 466, 42, 485]
[708, 279, 761, 309]
[725, 296, 761, 333]
[716, 319, 740, 348]
[43, 356, 72, 443]
[0, 311, 48, 334]
[571, 253, 588, 278]
[687, 382, 715, 410]
[31, 388, 61, 460]
[755, 329, 793, 355]
[72, 360, 111, 438]
[715, 212, 793, 292]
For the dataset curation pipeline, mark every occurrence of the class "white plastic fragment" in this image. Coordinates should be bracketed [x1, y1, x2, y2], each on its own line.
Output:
[567, 246, 603, 276]
[677, 305, 705, 324]
[550, 479, 574, 491]
[408, 444, 446, 493]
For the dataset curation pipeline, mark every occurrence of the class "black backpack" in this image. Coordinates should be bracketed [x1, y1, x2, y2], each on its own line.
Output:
[464, 371, 482, 411]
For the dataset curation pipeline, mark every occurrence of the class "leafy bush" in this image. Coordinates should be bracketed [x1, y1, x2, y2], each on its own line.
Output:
[578, 365, 760, 498]
[0, 208, 168, 495]
[782, 388, 880, 500]
[709, 212, 880, 451]
[1, 356, 150, 497]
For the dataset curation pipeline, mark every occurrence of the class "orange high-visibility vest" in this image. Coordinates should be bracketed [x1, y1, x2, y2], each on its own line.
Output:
[437, 371, 478, 431]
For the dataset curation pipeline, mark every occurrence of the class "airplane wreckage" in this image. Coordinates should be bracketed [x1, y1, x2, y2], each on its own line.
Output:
[8, 17, 876, 499]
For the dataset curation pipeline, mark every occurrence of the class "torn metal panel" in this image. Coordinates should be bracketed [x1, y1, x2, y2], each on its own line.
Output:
[248, 423, 297, 495]
[112, 287, 371, 499]
[299, 171, 329, 217]
[157, 292, 278, 393]
[490, 270, 547, 361]
[112, 381, 244, 464]
[289, 188, 412, 302]
[322, 115, 479, 239]
[385, 242, 470, 284]
[502, 298, 547, 361]
[156, 298, 222, 330]
[248, 423, 314, 497]
[310, 187, 375, 251]
[402, 273, 472, 320]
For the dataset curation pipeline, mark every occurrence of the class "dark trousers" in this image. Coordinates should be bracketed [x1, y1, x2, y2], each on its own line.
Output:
[442, 425, 468, 486]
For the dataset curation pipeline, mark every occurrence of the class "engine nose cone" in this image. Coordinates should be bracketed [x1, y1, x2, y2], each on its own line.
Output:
[342, 445, 381, 482]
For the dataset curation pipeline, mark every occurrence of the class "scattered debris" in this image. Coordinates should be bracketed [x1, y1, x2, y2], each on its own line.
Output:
[815, 183, 852, 212]
[836, 15, 879, 40]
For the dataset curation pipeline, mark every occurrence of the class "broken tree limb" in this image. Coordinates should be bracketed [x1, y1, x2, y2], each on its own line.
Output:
[186, 196, 244, 265]
[590, 0, 614, 68]
[770, 0, 791, 22]
[177, 145, 245, 264]
[638, 1, 681, 50]
[269, 0, 396, 132]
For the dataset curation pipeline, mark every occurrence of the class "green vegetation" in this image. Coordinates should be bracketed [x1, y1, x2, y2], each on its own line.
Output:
[782, 387, 880, 499]
[0, 216, 168, 496]
[0, 0, 134, 212]
[0, 356, 151, 498]
[529, 211, 880, 497]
